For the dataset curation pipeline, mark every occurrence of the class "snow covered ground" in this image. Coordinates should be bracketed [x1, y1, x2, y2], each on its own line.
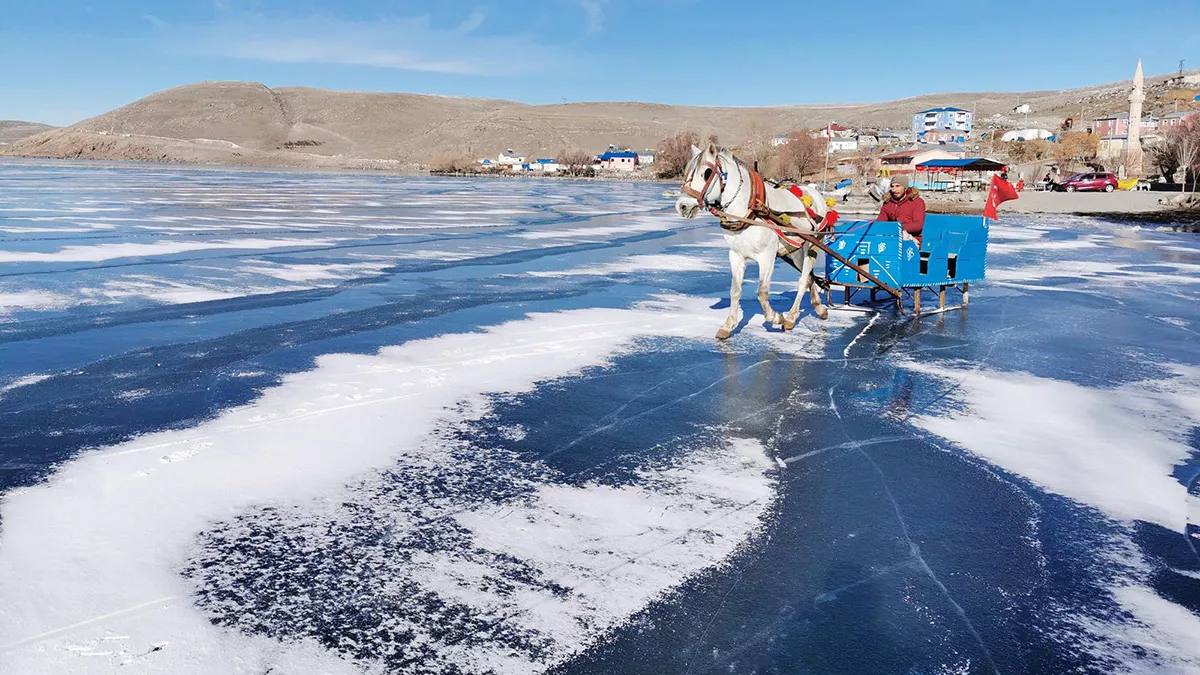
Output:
[1, 160, 1199, 674]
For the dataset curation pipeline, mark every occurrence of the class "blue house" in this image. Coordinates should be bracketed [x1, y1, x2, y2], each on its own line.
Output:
[597, 150, 639, 171]
[912, 107, 973, 143]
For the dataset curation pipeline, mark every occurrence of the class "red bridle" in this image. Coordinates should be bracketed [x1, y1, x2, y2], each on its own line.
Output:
[680, 154, 726, 207]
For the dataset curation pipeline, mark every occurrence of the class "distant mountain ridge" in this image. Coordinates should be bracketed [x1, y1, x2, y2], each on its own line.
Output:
[3, 72, 1196, 171]
[0, 120, 58, 145]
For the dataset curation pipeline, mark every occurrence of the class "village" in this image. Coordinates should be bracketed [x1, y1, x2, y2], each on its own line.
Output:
[463, 61, 1200, 198]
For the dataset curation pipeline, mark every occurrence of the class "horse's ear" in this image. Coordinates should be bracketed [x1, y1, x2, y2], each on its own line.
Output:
[690, 144, 701, 156]
[706, 141, 717, 154]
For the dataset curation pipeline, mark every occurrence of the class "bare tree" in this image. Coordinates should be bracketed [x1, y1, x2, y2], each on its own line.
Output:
[737, 116, 775, 167]
[1169, 119, 1200, 188]
[429, 155, 476, 174]
[555, 148, 595, 177]
[655, 130, 701, 179]
[1052, 132, 1100, 172]
[852, 150, 880, 179]
[1148, 140, 1178, 180]
[770, 131, 824, 181]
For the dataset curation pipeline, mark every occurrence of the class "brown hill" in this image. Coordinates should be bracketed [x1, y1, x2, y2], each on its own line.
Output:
[4, 73, 1197, 171]
[0, 120, 58, 145]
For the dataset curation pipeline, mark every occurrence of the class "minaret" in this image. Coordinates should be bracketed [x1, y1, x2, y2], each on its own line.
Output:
[1127, 59, 1145, 176]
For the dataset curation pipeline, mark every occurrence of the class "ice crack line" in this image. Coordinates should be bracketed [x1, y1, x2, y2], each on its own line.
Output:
[542, 356, 772, 462]
[829, 314, 1001, 675]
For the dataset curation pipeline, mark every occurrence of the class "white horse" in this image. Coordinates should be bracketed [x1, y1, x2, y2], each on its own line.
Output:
[675, 143, 829, 339]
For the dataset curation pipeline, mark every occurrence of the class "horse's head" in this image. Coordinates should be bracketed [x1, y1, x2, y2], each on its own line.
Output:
[674, 142, 726, 218]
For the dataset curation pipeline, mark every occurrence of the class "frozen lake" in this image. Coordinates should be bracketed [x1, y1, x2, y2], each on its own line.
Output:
[1, 160, 1199, 675]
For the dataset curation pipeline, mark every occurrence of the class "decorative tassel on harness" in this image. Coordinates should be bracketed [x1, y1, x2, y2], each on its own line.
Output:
[785, 185, 839, 231]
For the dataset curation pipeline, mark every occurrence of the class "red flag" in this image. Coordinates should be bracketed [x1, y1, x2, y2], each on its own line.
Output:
[983, 174, 1019, 219]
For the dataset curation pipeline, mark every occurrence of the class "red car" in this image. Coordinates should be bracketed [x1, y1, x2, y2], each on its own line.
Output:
[1057, 171, 1118, 192]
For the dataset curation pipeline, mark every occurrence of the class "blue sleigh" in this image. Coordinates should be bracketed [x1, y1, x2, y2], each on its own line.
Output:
[820, 214, 988, 315]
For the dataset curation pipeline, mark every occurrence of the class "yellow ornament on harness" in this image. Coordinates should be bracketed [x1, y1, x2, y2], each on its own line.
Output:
[801, 195, 813, 207]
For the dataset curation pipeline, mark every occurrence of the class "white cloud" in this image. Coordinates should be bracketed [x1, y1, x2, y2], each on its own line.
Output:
[141, 13, 167, 29]
[177, 12, 546, 76]
[455, 7, 486, 34]
[580, 0, 604, 34]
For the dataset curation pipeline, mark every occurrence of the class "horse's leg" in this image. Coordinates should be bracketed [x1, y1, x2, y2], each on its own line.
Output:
[753, 248, 781, 327]
[717, 249, 746, 340]
[806, 246, 828, 319]
[781, 247, 807, 330]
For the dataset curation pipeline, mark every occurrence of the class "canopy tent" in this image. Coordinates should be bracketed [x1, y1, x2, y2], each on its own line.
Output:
[913, 158, 1008, 191]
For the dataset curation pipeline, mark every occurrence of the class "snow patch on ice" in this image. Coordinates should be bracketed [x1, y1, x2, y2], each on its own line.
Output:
[0, 238, 340, 264]
[0, 296, 752, 675]
[905, 361, 1200, 531]
[0, 374, 53, 396]
[0, 290, 73, 315]
[986, 259, 1200, 286]
[529, 254, 719, 277]
[240, 260, 390, 282]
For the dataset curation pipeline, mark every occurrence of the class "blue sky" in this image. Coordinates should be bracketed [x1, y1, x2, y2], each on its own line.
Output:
[2, 0, 1196, 126]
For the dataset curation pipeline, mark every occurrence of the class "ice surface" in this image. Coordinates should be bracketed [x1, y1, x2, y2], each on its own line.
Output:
[0, 237, 341, 263]
[1, 162, 1198, 675]
[907, 361, 1200, 530]
[0, 297, 776, 674]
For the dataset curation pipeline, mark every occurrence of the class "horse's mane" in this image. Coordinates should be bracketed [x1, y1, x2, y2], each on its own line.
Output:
[684, 145, 741, 179]
[682, 146, 705, 178]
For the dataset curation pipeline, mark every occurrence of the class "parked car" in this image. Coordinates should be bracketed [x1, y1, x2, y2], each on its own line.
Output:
[1056, 172, 1118, 192]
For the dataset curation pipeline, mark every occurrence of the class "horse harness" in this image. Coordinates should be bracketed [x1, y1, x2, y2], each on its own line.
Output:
[680, 154, 836, 236]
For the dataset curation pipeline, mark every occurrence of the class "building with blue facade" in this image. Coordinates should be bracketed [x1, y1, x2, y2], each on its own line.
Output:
[912, 107, 973, 144]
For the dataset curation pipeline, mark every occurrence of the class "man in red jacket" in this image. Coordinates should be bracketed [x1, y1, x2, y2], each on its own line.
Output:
[876, 175, 926, 244]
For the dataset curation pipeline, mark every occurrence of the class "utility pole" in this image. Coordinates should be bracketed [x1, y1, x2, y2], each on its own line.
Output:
[822, 122, 831, 188]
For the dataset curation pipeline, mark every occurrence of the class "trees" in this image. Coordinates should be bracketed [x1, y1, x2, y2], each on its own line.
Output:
[429, 155, 476, 174]
[1147, 119, 1200, 185]
[737, 117, 775, 167]
[851, 150, 880, 179]
[655, 130, 701, 179]
[770, 131, 824, 181]
[555, 149, 595, 177]
[1167, 118, 1200, 186]
[1149, 140, 1180, 180]
[1052, 132, 1100, 171]
[1005, 139, 1051, 164]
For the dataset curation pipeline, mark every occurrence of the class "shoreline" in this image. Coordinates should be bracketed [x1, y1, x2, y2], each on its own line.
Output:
[2, 156, 1195, 228]
[0, 155, 673, 184]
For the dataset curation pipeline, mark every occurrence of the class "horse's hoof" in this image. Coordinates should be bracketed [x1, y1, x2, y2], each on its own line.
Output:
[716, 328, 732, 340]
[815, 306, 829, 320]
[781, 317, 796, 331]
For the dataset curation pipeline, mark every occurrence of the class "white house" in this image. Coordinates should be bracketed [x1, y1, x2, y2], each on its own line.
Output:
[532, 158, 560, 173]
[827, 137, 858, 153]
[498, 149, 525, 165]
[1001, 128, 1056, 142]
[636, 150, 656, 165]
[771, 134, 790, 147]
[814, 123, 855, 139]
[879, 147, 964, 174]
